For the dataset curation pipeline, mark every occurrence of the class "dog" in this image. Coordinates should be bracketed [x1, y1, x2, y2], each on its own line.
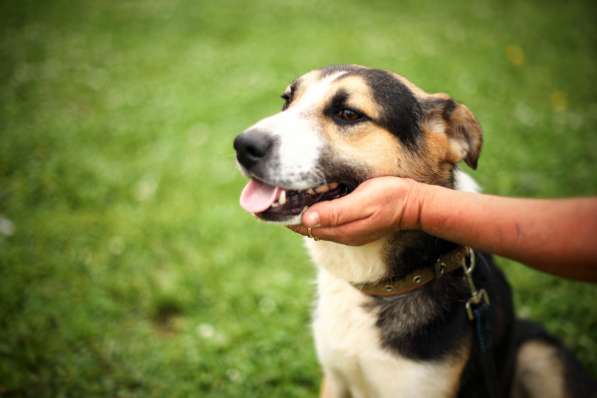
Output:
[233, 65, 596, 397]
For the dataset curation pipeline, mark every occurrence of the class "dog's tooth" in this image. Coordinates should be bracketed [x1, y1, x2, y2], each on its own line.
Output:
[329, 182, 338, 189]
[271, 202, 280, 208]
[315, 184, 329, 193]
[307, 188, 316, 195]
[279, 190, 287, 205]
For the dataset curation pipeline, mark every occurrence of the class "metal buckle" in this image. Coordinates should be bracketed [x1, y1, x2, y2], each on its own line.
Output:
[462, 248, 490, 320]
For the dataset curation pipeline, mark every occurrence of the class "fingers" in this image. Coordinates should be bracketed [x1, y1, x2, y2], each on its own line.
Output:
[302, 186, 373, 228]
[309, 221, 376, 245]
[288, 219, 383, 246]
[287, 176, 418, 245]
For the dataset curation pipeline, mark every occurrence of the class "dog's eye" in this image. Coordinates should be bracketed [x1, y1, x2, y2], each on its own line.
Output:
[281, 93, 291, 110]
[336, 108, 365, 123]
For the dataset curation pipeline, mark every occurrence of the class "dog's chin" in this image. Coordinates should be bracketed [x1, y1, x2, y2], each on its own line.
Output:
[254, 197, 309, 225]
[256, 212, 303, 226]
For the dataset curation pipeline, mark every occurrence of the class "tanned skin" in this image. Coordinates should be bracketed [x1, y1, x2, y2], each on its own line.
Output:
[289, 176, 597, 283]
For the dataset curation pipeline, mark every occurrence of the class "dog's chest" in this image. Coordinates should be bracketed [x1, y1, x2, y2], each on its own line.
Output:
[309, 244, 461, 398]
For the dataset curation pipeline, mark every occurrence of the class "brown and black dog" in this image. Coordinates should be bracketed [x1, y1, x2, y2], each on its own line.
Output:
[234, 65, 596, 397]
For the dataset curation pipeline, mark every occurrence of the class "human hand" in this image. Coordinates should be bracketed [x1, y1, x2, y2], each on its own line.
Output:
[288, 177, 425, 245]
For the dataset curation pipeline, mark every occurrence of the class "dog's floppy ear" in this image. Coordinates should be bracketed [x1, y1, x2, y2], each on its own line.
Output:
[421, 95, 483, 169]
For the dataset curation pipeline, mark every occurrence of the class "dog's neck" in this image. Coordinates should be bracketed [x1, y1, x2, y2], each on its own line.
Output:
[306, 232, 461, 285]
[384, 168, 477, 280]
[384, 231, 461, 281]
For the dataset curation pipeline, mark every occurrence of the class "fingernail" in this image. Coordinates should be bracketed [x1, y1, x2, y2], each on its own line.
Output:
[304, 211, 320, 227]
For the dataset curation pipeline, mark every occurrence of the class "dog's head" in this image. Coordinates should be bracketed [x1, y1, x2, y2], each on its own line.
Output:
[234, 65, 482, 224]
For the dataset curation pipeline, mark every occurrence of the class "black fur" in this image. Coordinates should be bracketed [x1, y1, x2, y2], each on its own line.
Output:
[455, 253, 517, 397]
[356, 69, 423, 150]
[385, 232, 460, 280]
[281, 80, 300, 110]
[322, 89, 351, 122]
[317, 148, 370, 190]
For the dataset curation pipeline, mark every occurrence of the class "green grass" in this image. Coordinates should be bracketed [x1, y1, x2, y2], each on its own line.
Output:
[1, 0, 596, 396]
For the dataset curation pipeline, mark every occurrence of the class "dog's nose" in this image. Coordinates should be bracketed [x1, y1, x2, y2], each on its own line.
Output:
[233, 130, 274, 170]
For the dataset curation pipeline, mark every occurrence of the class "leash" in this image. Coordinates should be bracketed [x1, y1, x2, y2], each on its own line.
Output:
[462, 249, 498, 398]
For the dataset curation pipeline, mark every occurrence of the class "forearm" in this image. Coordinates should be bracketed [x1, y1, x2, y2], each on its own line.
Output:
[417, 184, 597, 282]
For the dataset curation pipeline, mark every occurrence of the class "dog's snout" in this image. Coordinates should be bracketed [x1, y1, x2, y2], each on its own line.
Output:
[233, 130, 274, 170]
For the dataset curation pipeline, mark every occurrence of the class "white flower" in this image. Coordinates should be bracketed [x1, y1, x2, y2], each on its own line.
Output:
[0, 216, 15, 236]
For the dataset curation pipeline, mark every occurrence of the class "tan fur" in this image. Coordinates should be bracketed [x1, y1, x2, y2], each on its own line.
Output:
[511, 341, 568, 398]
[420, 92, 483, 169]
[420, 129, 458, 186]
[444, 103, 482, 168]
[324, 125, 406, 177]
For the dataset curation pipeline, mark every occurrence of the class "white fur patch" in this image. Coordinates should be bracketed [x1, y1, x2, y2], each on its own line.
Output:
[248, 111, 323, 190]
[305, 238, 388, 284]
[454, 169, 481, 192]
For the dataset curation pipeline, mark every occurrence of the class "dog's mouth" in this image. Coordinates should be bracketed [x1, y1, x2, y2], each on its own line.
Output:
[240, 178, 355, 222]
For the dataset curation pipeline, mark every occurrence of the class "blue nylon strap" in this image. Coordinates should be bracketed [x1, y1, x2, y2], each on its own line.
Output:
[473, 303, 498, 398]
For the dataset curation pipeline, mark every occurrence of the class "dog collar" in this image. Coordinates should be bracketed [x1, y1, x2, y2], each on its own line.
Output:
[351, 246, 471, 299]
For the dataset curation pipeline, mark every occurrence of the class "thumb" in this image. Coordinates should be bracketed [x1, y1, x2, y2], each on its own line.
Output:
[302, 189, 371, 228]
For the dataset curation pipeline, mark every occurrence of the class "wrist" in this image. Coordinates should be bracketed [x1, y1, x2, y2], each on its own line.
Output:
[395, 178, 430, 231]
[416, 183, 459, 238]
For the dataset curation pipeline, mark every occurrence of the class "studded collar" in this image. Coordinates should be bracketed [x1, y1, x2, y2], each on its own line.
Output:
[351, 246, 470, 298]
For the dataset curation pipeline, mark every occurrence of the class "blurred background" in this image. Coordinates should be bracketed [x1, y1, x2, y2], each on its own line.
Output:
[1, 0, 596, 396]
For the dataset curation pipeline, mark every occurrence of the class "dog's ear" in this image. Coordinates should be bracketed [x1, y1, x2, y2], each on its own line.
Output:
[421, 95, 483, 169]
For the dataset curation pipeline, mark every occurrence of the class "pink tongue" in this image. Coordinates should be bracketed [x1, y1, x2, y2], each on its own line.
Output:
[240, 179, 281, 213]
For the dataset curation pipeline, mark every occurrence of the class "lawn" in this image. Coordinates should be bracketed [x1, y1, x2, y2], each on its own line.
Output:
[0, 0, 596, 396]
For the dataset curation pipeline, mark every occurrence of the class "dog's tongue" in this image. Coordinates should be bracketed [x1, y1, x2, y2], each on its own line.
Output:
[240, 179, 281, 213]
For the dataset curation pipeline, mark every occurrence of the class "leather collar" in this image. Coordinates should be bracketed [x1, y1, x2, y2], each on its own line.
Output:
[351, 246, 470, 298]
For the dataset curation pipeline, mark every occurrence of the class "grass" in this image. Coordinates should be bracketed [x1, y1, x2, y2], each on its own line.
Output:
[1, 0, 596, 396]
